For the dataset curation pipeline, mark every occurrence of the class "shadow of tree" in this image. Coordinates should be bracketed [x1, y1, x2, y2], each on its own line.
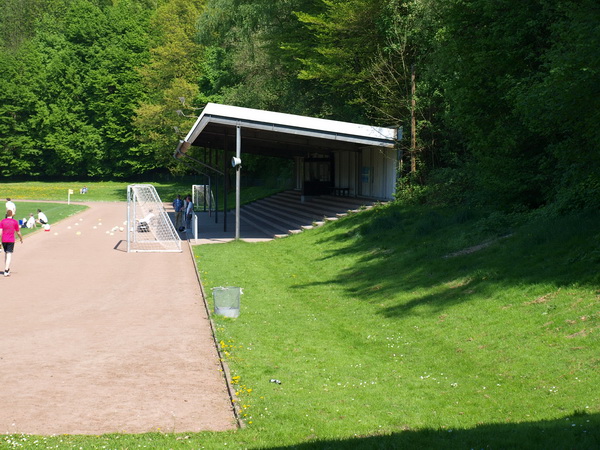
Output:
[266, 412, 599, 449]
[294, 205, 600, 318]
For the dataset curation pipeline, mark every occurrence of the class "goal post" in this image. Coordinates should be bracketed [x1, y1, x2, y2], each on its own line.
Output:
[127, 184, 182, 253]
[192, 184, 215, 212]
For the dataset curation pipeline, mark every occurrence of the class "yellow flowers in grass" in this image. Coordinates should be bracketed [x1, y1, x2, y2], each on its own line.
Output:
[231, 373, 254, 424]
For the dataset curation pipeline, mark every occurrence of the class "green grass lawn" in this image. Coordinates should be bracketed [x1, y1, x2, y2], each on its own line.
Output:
[2, 201, 599, 449]
[9, 201, 88, 237]
[187, 204, 600, 449]
[0, 180, 284, 207]
[0, 181, 133, 202]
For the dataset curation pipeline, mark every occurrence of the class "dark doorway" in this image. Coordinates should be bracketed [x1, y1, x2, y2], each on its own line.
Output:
[303, 154, 334, 196]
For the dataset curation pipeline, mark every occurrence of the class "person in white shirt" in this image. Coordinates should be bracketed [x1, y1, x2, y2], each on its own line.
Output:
[185, 195, 194, 232]
[26, 214, 36, 229]
[36, 209, 48, 225]
[5, 198, 16, 217]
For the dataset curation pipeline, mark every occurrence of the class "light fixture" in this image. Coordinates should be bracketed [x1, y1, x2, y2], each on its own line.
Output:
[176, 109, 197, 118]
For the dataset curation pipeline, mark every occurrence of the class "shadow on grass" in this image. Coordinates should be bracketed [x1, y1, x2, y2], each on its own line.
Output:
[297, 205, 600, 317]
[109, 188, 128, 201]
[267, 412, 599, 449]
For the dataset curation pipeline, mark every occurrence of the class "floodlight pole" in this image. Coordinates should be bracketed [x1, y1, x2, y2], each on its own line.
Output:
[235, 125, 241, 240]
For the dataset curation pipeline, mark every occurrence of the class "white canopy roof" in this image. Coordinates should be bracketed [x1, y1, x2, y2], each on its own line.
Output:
[176, 103, 400, 158]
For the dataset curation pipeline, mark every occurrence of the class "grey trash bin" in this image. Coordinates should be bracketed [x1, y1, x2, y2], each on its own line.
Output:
[212, 286, 241, 318]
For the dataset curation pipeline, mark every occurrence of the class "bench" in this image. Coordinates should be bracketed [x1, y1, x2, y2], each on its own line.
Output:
[331, 187, 350, 197]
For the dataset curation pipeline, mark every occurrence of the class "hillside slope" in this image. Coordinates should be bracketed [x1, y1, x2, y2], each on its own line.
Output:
[195, 202, 599, 448]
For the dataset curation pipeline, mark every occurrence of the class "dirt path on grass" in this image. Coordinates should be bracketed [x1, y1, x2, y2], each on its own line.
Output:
[0, 202, 236, 435]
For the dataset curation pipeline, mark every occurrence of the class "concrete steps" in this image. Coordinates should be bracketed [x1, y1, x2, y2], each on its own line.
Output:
[239, 190, 379, 238]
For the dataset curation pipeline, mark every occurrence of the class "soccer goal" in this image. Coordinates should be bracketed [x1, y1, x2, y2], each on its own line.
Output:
[127, 184, 182, 252]
[192, 184, 216, 212]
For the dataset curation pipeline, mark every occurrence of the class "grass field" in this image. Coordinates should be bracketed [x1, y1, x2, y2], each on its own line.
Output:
[0, 181, 133, 202]
[10, 202, 88, 237]
[187, 204, 600, 449]
[0, 180, 283, 207]
[1, 196, 599, 449]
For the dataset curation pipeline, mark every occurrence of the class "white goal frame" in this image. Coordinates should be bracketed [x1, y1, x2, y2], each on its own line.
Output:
[127, 184, 182, 252]
[192, 184, 215, 212]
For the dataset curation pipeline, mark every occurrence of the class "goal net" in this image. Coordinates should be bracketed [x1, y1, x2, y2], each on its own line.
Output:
[192, 184, 215, 212]
[127, 184, 181, 252]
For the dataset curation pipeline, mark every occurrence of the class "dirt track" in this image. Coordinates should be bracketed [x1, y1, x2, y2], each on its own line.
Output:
[0, 202, 236, 435]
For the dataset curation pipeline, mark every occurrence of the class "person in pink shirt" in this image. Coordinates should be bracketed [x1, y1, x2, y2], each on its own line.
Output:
[0, 209, 23, 277]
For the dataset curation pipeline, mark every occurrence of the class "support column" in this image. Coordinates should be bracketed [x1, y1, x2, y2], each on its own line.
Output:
[235, 125, 241, 240]
[223, 141, 228, 232]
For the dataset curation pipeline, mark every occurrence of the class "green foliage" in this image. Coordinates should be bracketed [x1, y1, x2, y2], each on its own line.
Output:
[394, 171, 430, 205]
[425, 0, 549, 208]
[418, 0, 600, 211]
[0, 0, 151, 179]
[0, 0, 65, 50]
[196, 0, 341, 117]
[513, 0, 600, 211]
[0, 45, 42, 176]
[0, 0, 598, 216]
[133, 0, 206, 175]
[295, 1, 376, 80]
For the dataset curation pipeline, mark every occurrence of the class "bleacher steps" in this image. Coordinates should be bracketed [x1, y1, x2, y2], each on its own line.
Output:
[238, 190, 379, 238]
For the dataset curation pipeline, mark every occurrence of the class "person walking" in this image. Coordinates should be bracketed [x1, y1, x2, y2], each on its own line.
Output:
[5, 198, 16, 217]
[173, 194, 184, 231]
[0, 209, 23, 277]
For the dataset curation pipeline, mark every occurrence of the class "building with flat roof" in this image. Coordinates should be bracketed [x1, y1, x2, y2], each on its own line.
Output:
[175, 102, 401, 200]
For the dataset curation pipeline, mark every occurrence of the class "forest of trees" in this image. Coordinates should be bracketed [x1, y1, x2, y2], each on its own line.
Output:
[0, 0, 598, 212]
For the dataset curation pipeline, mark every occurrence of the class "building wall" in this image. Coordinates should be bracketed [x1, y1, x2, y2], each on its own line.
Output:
[358, 147, 397, 200]
[334, 147, 397, 200]
[333, 151, 357, 196]
[296, 146, 397, 200]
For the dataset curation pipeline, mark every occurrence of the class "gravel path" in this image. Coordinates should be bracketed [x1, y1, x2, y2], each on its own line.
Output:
[0, 202, 236, 435]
